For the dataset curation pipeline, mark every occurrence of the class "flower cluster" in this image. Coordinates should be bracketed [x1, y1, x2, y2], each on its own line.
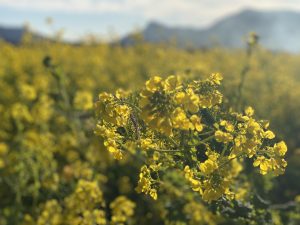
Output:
[136, 165, 158, 200]
[95, 74, 288, 203]
[94, 90, 131, 159]
[139, 75, 220, 136]
[253, 141, 287, 175]
[36, 200, 62, 225]
[65, 180, 104, 215]
[110, 196, 136, 225]
[23, 179, 136, 225]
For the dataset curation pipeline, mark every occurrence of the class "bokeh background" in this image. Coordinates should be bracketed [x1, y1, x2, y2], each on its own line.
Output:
[0, 1, 300, 224]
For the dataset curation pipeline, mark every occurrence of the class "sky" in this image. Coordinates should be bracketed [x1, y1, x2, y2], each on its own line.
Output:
[1, 0, 300, 40]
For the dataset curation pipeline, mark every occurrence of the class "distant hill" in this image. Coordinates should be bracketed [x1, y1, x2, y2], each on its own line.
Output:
[0, 26, 26, 44]
[0, 25, 47, 44]
[121, 9, 300, 52]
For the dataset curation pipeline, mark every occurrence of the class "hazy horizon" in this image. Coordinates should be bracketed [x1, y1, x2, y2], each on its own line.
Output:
[1, 0, 300, 41]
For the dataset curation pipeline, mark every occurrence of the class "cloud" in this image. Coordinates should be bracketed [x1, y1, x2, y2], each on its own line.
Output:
[0, 0, 131, 12]
[1, 0, 300, 13]
[1, 0, 300, 27]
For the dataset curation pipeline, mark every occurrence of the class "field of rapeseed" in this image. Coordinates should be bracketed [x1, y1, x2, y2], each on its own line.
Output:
[0, 36, 300, 224]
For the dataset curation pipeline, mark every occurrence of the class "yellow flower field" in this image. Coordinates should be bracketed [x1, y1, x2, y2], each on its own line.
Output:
[0, 38, 299, 224]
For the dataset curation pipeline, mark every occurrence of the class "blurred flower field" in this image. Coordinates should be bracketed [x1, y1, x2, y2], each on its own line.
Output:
[0, 37, 300, 224]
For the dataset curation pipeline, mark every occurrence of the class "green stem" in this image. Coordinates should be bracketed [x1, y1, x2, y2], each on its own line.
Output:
[199, 135, 215, 144]
[235, 38, 255, 111]
[187, 134, 215, 147]
[221, 144, 228, 157]
[152, 148, 182, 153]
[198, 130, 214, 136]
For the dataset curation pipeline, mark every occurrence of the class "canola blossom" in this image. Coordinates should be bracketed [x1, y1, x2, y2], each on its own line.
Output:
[95, 74, 288, 203]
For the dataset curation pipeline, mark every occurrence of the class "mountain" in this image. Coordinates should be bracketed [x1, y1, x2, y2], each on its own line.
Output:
[0, 26, 26, 44]
[0, 25, 47, 44]
[121, 9, 300, 52]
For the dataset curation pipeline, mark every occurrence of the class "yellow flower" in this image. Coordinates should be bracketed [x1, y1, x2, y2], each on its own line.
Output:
[202, 177, 229, 202]
[96, 91, 131, 127]
[199, 159, 218, 175]
[92, 210, 107, 225]
[215, 130, 233, 143]
[98, 92, 114, 102]
[171, 107, 190, 130]
[149, 162, 161, 172]
[220, 120, 234, 132]
[198, 95, 214, 108]
[174, 91, 186, 104]
[210, 73, 223, 85]
[95, 125, 123, 160]
[264, 130, 275, 139]
[247, 119, 261, 134]
[184, 88, 200, 113]
[174, 89, 199, 113]
[163, 75, 181, 91]
[274, 141, 287, 156]
[139, 76, 178, 136]
[149, 189, 158, 200]
[234, 135, 246, 147]
[190, 115, 203, 132]
[184, 165, 193, 180]
[189, 178, 202, 192]
[107, 146, 123, 160]
[65, 180, 104, 215]
[140, 138, 155, 150]
[253, 156, 270, 175]
[184, 166, 202, 193]
[136, 165, 158, 199]
[245, 106, 254, 117]
[37, 200, 62, 225]
[261, 121, 270, 129]
[235, 114, 249, 122]
[136, 177, 151, 193]
[110, 196, 136, 224]
[145, 76, 163, 92]
[152, 152, 160, 161]
[115, 105, 131, 126]
[115, 89, 129, 99]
